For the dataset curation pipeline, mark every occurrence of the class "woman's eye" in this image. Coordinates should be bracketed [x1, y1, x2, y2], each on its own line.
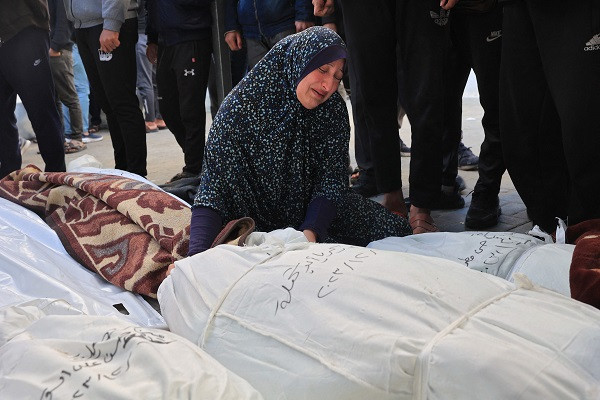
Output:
[334, 73, 343, 81]
[318, 67, 328, 74]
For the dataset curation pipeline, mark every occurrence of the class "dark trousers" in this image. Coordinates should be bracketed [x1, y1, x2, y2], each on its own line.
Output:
[500, 1, 600, 232]
[341, 0, 452, 208]
[442, 6, 504, 197]
[0, 26, 65, 178]
[76, 18, 147, 176]
[157, 38, 212, 175]
[49, 48, 84, 140]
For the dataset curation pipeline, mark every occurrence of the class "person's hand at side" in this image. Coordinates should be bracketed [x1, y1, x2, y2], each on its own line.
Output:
[49, 48, 61, 57]
[323, 23, 337, 33]
[225, 31, 243, 51]
[295, 21, 315, 33]
[99, 29, 120, 53]
[303, 229, 317, 243]
[146, 42, 158, 65]
[440, 0, 459, 10]
[313, 0, 334, 16]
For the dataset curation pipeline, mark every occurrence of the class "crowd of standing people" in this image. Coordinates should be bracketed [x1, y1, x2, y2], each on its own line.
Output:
[1, 0, 598, 247]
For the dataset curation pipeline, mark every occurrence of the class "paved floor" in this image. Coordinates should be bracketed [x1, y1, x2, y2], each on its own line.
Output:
[20, 93, 533, 235]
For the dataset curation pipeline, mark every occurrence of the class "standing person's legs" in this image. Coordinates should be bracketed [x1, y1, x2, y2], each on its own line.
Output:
[0, 84, 20, 178]
[398, 0, 452, 224]
[527, 0, 600, 226]
[49, 48, 84, 141]
[77, 20, 147, 176]
[63, 44, 91, 134]
[465, 6, 505, 228]
[0, 26, 65, 178]
[89, 89, 102, 130]
[348, 53, 378, 197]
[500, 2, 568, 233]
[341, 0, 405, 213]
[136, 33, 156, 125]
[160, 39, 212, 177]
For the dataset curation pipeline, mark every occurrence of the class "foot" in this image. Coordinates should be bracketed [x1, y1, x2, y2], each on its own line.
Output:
[351, 170, 380, 198]
[431, 189, 465, 210]
[400, 139, 411, 157]
[88, 124, 101, 134]
[64, 139, 87, 154]
[465, 194, 501, 229]
[82, 131, 103, 143]
[458, 141, 479, 171]
[455, 175, 466, 193]
[382, 189, 408, 217]
[166, 171, 198, 184]
[19, 138, 32, 156]
[146, 121, 159, 133]
[155, 119, 167, 130]
[409, 206, 438, 234]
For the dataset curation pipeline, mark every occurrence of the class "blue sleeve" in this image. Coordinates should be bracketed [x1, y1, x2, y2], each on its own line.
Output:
[145, 0, 159, 43]
[188, 206, 224, 256]
[299, 196, 337, 241]
[224, 0, 241, 32]
[295, 0, 315, 22]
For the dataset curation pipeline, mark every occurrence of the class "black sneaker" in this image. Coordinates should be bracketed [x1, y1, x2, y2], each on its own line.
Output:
[351, 170, 379, 198]
[458, 142, 479, 171]
[400, 139, 411, 157]
[431, 189, 465, 210]
[166, 171, 197, 184]
[455, 175, 466, 193]
[465, 194, 501, 229]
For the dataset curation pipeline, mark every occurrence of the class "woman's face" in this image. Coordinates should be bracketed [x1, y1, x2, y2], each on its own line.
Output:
[296, 59, 345, 109]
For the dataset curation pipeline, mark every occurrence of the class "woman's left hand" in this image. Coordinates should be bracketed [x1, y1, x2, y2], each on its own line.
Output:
[303, 229, 317, 242]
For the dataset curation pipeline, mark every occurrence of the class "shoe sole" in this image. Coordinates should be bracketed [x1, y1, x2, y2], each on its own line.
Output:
[465, 206, 502, 229]
[20, 140, 32, 156]
[458, 165, 478, 171]
[82, 137, 103, 143]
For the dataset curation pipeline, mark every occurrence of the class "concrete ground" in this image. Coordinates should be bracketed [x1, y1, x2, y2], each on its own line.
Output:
[20, 78, 532, 235]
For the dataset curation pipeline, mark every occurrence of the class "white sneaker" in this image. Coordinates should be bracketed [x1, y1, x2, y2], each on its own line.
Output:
[82, 132, 104, 143]
[19, 138, 32, 156]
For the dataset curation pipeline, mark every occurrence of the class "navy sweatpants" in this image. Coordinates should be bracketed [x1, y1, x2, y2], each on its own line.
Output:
[341, 0, 452, 208]
[0, 26, 65, 178]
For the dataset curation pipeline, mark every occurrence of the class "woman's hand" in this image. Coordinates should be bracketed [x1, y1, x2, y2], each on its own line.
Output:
[166, 263, 176, 276]
[303, 229, 317, 243]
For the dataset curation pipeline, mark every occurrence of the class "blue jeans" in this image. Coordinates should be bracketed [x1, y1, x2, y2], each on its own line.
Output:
[63, 44, 90, 134]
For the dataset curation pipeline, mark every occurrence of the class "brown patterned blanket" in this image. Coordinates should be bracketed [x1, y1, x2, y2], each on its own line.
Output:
[567, 219, 600, 309]
[0, 165, 190, 298]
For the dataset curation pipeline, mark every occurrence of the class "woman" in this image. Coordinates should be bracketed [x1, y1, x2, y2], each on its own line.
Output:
[188, 26, 411, 256]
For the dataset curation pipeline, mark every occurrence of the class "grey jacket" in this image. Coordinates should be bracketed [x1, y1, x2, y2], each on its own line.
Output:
[63, 0, 139, 31]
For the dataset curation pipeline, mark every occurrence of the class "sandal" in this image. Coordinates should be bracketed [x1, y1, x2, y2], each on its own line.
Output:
[88, 125, 100, 134]
[409, 212, 439, 234]
[64, 139, 87, 154]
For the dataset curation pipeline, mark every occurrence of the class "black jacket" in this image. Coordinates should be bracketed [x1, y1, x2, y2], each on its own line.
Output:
[0, 0, 49, 46]
[146, 0, 212, 47]
[49, 0, 74, 51]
